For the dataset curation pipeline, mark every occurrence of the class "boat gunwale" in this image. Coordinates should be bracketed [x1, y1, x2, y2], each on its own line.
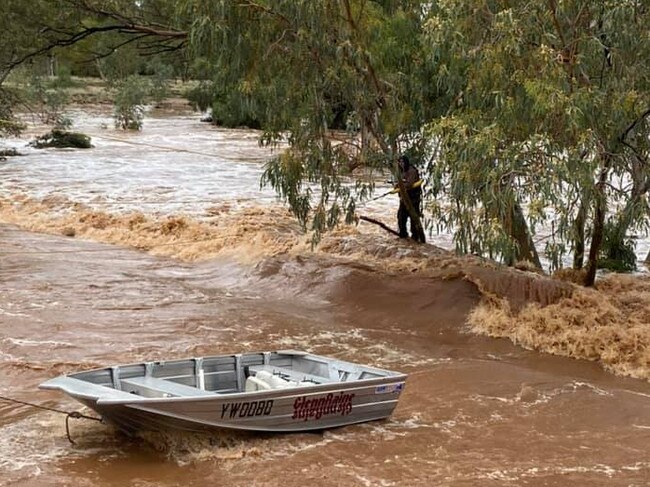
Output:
[94, 374, 408, 405]
[39, 349, 408, 406]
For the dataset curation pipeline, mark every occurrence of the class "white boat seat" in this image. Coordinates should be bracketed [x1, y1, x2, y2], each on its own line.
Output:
[247, 365, 337, 385]
[121, 376, 215, 398]
[244, 375, 274, 392]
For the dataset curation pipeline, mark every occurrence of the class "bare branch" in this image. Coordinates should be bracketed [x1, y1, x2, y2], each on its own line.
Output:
[4, 24, 141, 72]
[86, 34, 151, 62]
[359, 215, 400, 237]
[620, 107, 650, 143]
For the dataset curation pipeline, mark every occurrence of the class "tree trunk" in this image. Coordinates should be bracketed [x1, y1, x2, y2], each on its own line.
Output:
[584, 162, 610, 286]
[645, 248, 650, 267]
[606, 177, 650, 262]
[95, 59, 106, 81]
[493, 194, 541, 269]
[47, 55, 56, 77]
[508, 200, 542, 269]
[573, 197, 587, 269]
[361, 123, 370, 156]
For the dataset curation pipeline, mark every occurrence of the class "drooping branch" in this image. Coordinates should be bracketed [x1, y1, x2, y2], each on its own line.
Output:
[1, 0, 189, 80]
[3, 23, 187, 75]
[359, 215, 401, 237]
[620, 107, 650, 144]
[86, 33, 151, 62]
[66, 0, 187, 38]
[4, 25, 133, 72]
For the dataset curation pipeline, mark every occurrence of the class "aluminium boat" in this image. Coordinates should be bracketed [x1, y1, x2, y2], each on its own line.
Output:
[40, 350, 407, 434]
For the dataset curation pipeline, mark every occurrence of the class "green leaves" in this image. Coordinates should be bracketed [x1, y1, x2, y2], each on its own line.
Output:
[179, 1, 434, 239]
[4, 0, 649, 277]
[426, 0, 650, 274]
[113, 75, 150, 130]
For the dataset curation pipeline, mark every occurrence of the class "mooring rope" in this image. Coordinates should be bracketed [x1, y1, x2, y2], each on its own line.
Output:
[86, 132, 279, 162]
[0, 393, 103, 444]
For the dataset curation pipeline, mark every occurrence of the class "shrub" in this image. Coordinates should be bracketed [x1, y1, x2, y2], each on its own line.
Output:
[113, 76, 150, 130]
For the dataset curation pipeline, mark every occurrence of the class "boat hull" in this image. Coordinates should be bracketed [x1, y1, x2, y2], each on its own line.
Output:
[75, 380, 404, 434]
[40, 350, 407, 434]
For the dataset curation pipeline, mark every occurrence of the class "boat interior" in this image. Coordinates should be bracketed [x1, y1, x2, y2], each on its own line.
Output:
[68, 350, 393, 399]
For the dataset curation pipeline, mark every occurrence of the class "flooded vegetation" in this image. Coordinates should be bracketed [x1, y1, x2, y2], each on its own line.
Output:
[470, 275, 650, 381]
[1, 109, 649, 485]
[3, 1, 650, 484]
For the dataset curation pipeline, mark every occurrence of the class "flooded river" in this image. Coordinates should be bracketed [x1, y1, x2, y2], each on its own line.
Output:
[1, 108, 649, 485]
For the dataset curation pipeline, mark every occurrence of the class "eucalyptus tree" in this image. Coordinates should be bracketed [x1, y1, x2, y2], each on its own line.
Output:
[178, 0, 439, 241]
[0, 0, 187, 84]
[0, 0, 59, 135]
[4, 0, 649, 283]
[3, 1, 438, 237]
[425, 0, 650, 284]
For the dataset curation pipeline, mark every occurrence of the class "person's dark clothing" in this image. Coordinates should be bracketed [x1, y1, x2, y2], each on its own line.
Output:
[397, 165, 423, 241]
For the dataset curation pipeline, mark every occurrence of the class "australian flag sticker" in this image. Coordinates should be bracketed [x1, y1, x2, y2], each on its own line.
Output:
[375, 382, 405, 394]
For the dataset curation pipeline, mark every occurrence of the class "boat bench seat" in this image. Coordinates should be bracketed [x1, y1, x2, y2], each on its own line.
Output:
[248, 365, 337, 385]
[121, 376, 216, 398]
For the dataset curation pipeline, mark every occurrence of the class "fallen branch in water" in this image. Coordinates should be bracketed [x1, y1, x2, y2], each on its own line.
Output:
[359, 215, 400, 237]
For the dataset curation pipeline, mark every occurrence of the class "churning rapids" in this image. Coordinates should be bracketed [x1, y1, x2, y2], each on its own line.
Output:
[1, 105, 649, 486]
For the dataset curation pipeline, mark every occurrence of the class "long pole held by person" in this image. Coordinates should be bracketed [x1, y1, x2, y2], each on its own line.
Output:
[367, 180, 423, 202]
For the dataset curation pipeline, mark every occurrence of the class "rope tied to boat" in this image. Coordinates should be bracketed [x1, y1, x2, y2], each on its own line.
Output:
[0, 393, 103, 444]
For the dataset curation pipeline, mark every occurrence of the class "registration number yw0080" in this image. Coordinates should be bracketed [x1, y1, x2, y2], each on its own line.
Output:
[221, 400, 274, 419]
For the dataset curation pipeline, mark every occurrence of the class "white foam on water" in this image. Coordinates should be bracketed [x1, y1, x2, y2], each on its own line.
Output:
[269, 329, 368, 354]
[469, 461, 650, 482]
[566, 381, 612, 397]
[368, 412, 433, 440]
[621, 462, 650, 472]
[622, 389, 650, 399]
[469, 380, 615, 412]
[0, 351, 17, 361]
[0, 308, 30, 318]
[0, 411, 121, 479]
[352, 473, 396, 487]
[4, 338, 74, 348]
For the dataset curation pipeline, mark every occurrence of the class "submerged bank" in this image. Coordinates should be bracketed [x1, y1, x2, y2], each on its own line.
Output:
[1, 193, 648, 383]
[469, 275, 650, 381]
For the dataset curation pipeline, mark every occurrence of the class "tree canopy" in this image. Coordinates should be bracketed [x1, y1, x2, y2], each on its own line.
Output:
[2, 0, 649, 284]
[426, 0, 650, 283]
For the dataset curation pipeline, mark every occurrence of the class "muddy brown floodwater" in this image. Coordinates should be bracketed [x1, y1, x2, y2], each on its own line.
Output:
[1, 109, 649, 486]
[1, 225, 649, 486]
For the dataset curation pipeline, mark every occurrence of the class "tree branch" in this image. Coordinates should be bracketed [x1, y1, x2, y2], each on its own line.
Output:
[4, 21, 187, 75]
[359, 215, 401, 237]
[68, 0, 187, 38]
[620, 107, 650, 143]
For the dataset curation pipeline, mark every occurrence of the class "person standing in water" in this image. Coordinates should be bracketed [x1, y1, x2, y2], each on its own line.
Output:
[397, 155, 425, 242]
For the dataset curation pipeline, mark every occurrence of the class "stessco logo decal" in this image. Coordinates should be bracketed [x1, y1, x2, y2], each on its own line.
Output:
[292, 392, 355, 421]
